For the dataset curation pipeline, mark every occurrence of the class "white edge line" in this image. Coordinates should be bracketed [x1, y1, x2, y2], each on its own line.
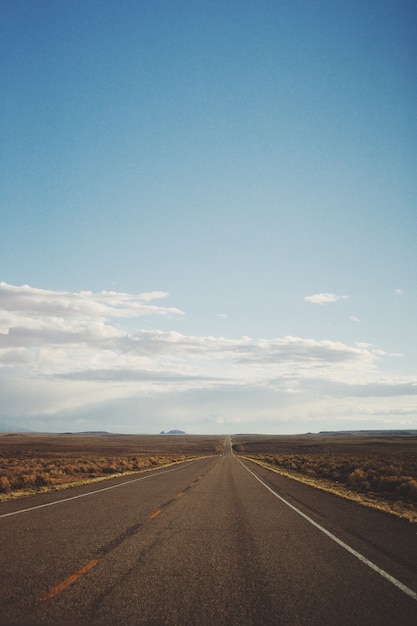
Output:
[0, 459, 199, 520]
[238, 458, 417, 602]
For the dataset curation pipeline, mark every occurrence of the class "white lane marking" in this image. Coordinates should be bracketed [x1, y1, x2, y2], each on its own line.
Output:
[0, 460, 199, 520]
[238, 458, 417, 602]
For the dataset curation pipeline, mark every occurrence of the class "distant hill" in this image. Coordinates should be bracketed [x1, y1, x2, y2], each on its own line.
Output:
[160, 429, 186, 435]
[59, 431, 112, 435]
[319, 430, 417, 437]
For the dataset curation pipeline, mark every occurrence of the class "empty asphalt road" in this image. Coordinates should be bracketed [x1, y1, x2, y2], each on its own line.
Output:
[1, 440, 416, 625]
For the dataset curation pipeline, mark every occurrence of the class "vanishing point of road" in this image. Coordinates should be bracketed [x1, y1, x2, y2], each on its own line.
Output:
[0, 437, 416, 625]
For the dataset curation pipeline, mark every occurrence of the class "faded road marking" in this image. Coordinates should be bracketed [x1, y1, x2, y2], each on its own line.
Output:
[239, 459, 417, 602]
[41, 559, 100, 601]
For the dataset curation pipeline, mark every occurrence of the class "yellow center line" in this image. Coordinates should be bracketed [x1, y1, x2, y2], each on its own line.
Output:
[40, 558, 100, 601]
[41, 480, 199, 602]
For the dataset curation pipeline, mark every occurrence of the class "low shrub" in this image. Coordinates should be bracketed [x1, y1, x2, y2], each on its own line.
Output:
[0, 476, 11, 493]
[250, 451, 417, 504]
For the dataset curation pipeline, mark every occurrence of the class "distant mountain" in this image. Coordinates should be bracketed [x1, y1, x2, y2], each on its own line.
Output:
[160, 429, 186, 435]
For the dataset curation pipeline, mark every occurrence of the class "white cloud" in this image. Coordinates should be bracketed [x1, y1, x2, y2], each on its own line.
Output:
[0, 282, 414, 433]
[395, 288, 403, 296]
[0, 282, 184, 319]
[304, 293, 349, 304]
[350, 316, 360, 323]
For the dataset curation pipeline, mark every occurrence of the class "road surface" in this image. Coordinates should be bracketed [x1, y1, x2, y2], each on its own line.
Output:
[0, 438, 416, 625]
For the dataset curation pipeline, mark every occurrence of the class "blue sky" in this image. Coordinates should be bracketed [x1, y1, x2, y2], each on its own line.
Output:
[1, 1, 416, 434]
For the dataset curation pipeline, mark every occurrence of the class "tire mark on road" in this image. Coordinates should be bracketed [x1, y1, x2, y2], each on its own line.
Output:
[38, 464, 213, 603]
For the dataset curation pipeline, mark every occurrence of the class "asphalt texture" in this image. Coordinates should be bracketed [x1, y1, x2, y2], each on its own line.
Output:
[0, 440, 416, 625]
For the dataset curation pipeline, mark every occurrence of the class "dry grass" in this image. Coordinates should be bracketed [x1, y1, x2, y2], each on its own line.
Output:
[0, 433, 224, 500]
[233, 434, 417, 523]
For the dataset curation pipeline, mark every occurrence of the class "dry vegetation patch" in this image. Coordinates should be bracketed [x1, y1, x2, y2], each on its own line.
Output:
[233, 434, 417, 523]
[0, 433, 224, 500]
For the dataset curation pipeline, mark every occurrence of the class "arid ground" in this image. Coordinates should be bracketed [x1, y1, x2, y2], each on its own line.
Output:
[232, 433, 417, 522]
[1, 431, 416, 522]
[0, 432, 224, 499]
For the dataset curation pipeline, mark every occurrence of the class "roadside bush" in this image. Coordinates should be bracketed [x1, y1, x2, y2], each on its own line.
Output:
[0, 476, 11, 493]
[348, 468, 371, 492]
[35, 473, 50, 487]
[100, 464, 116, 474]
[397, 477, 417, 500]
[377, 475, 417, 500]
[14, 474, 37, 489]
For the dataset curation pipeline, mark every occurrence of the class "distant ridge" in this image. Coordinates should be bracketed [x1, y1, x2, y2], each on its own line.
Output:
[59, 431, 112, 435]
[319, 429, 417, 437]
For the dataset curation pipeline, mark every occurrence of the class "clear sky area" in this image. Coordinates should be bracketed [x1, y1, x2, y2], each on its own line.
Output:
[1, 1, 416, 434]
